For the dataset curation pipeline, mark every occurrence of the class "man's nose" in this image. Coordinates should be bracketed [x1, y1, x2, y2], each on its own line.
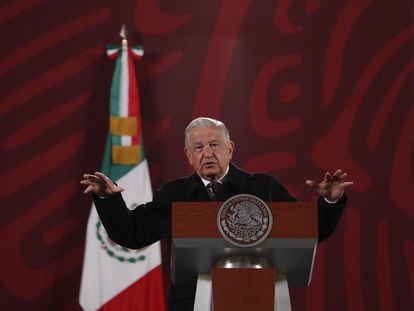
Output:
[202, 145, 214, 156]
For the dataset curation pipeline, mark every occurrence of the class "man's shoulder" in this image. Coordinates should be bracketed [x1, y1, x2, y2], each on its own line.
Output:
[251, 172, 274, 179]
[247, 172, 278, 185]
[153, 174, 198, 202]
[161, 176, 189, 189]
[155, 174, 196, 194]
[230, 164, 275, 182]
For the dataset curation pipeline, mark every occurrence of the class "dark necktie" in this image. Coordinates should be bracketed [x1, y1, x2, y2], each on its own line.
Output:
[207, 181, 220, 200]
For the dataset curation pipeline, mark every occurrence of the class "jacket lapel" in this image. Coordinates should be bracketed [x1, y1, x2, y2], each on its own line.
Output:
[216, 163, 248, 201]
[184, 163, 249, 202]
[185, 172, 211, 201]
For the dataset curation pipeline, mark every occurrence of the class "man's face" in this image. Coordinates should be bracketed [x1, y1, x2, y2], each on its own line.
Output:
[185, 126, 234, 181]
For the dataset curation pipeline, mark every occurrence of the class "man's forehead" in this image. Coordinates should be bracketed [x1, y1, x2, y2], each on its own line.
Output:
[188, 127, 224, 142]
[189, 126, 222, 137]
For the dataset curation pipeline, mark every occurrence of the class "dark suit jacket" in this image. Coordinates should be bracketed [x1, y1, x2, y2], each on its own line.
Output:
[94, 163, 346, 310]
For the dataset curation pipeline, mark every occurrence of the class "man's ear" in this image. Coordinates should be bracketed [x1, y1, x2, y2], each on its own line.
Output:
[184, 147, 193, 165]
[228, 141, 235, 159]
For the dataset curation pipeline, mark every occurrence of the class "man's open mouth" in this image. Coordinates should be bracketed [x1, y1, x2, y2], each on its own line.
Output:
[203, 162, 217, 167]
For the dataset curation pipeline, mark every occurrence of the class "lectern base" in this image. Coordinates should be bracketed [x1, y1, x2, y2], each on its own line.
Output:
[194, 272, 291, 311]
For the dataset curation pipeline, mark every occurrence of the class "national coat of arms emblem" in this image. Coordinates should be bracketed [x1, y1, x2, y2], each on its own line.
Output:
[217, 194, 273, 247]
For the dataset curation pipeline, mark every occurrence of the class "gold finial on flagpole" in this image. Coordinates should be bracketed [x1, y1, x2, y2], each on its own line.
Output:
[120, 24, 128, 47]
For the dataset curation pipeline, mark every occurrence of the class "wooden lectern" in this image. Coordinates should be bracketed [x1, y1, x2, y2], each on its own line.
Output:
[172, 201, 317, 311]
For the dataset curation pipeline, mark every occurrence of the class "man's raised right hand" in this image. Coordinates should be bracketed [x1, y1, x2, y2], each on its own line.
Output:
[80, 172, 124, 197]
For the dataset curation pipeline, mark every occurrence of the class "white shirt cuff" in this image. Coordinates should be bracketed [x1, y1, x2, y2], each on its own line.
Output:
[324, 197, 338, 204]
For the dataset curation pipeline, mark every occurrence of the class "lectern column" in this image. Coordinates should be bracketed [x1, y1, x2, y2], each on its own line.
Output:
[212, 267, 276, 311]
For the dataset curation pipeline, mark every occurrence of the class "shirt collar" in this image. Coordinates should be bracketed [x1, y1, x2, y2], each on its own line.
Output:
[200, 165, 229, 186]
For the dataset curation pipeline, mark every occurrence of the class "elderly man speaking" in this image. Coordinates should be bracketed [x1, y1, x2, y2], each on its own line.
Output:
[81, 117, 353, 310]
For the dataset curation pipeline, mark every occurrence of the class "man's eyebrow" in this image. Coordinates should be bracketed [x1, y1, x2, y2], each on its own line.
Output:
[192, 139, 219, 146]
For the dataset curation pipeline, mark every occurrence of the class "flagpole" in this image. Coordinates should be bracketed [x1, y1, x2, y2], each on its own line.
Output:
[120, 24, 128, 47]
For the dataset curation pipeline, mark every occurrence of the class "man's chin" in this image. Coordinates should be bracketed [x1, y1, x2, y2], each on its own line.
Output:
[202, 169, 221, 180]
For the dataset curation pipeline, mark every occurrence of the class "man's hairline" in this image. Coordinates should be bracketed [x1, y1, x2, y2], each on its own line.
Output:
[185, 127, 231, 147]
[184, 119, 231, 148]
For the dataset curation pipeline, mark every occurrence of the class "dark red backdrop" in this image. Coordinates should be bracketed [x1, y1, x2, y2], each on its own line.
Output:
[0, 0, 413, 310]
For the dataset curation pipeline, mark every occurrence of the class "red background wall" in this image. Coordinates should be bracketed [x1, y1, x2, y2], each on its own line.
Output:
[0, 0, 413, 310]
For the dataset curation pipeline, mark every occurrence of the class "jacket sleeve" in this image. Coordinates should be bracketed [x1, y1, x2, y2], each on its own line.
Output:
[93, 192, 169, 249]
[317, 194, 347, 242]
[268, 177, 346, 242]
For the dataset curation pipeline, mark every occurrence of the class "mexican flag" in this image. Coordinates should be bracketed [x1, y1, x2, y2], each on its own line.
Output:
[79, 40, 166, 310]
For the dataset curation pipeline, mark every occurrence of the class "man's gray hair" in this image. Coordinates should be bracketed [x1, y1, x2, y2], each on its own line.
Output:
[184, 117, 230, 148]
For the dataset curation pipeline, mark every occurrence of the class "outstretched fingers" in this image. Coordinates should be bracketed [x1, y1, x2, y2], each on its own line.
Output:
[80, 172, 123, 196]
[94, 172, 125, 193]
[94, 172, 110, 181]
[305, 179, 318, 188]
[306, 169, 354, 201]
[341, 181, 354, 189]
[83, 184, 95, 194]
